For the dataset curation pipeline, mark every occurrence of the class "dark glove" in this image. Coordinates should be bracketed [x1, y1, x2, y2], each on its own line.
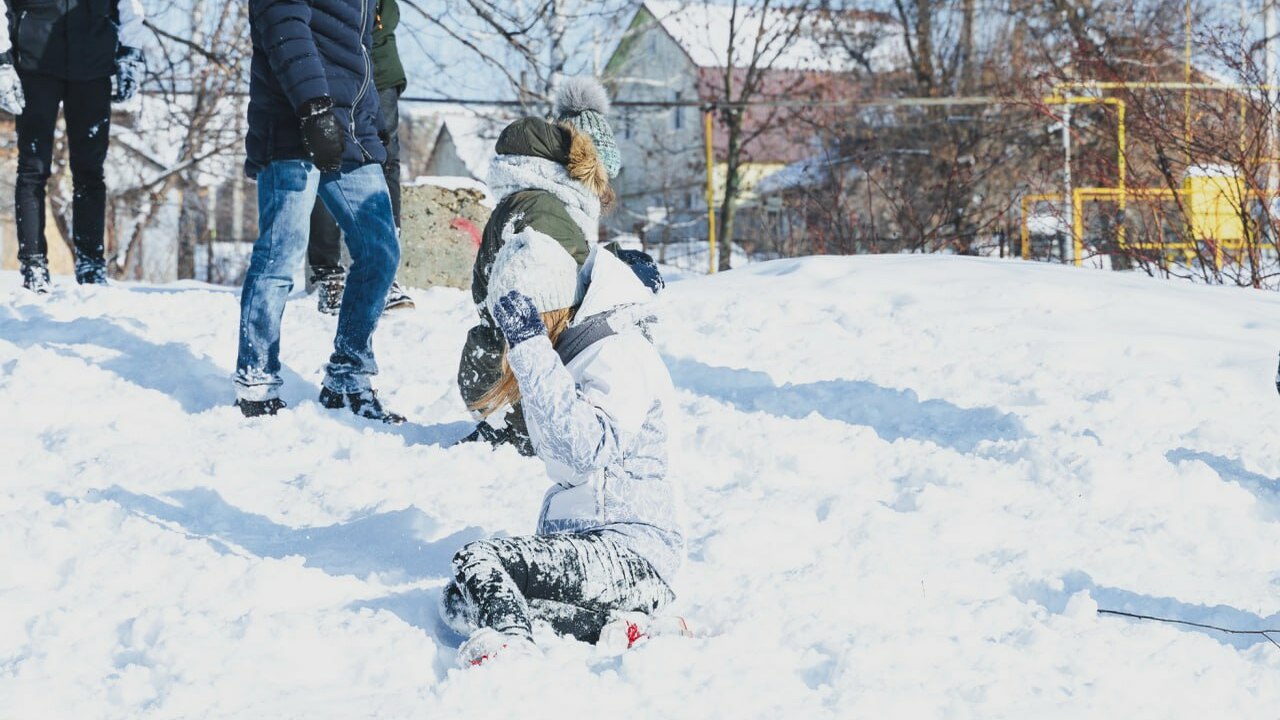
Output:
[299, 97, 345, 173]
[617, 249, 665, 293]
[492, 291, 546, 348]
[113, 46, 145, 103]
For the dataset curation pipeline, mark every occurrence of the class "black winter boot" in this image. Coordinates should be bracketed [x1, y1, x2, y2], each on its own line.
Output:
[236, 397, 287, 418]
[383, 281, 415, 312]
[75, 257, 108, 285]
[20, 257, 51, 294]
[313, 268, 345, 316]
[319, 387, 405, 424]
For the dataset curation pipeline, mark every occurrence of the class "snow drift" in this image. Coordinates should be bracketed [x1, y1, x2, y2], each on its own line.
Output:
[3, 255, 1280, 718]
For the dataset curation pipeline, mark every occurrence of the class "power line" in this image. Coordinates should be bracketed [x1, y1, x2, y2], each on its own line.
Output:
[397, 94, 1026, 110]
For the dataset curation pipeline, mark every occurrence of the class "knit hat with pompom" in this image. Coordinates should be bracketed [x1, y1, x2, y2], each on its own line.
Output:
[555, 77, 621, 178]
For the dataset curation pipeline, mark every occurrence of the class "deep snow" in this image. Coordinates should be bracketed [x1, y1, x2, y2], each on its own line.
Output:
[3, 255, 1280, 718]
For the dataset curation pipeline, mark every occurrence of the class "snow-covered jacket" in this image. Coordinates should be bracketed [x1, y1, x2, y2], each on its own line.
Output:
[506, 245, 684, 584]
[245, 0, 386, 177]
[2, 0, 146, 81]
[458, 117, 608, 416]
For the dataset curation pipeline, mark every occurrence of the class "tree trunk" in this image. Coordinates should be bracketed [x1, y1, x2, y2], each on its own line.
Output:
[717, 112, 745, 272]
[176, 178, 200, 280]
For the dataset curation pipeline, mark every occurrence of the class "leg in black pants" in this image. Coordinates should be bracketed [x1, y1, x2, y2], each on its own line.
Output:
[64, 76, 111, 279]
[15, 71, 110, 279]
[15, 71, 63, 264]
[378, 86, 401, 229]
[308, 200, 344, 281]
[443, 532, 675, 644]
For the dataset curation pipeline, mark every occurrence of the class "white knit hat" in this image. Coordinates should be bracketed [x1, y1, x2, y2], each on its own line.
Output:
[486, 227, 585, 317]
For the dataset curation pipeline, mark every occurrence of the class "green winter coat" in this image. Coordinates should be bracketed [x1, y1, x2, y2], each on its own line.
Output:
[458, 117, 610, 449]
[373, 0, 406, 92]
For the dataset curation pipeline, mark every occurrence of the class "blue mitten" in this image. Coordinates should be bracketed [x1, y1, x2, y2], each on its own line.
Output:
[492, 290, 547, 347]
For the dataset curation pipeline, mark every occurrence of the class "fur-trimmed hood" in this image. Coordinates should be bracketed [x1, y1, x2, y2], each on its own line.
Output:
[486, 117, 610, 243]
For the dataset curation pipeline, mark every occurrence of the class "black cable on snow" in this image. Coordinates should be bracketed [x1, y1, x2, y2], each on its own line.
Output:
[1097, 608, 1280, 650]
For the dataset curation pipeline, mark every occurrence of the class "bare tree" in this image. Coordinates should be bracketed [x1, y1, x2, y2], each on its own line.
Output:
[688, 0, 821, 271]
[401, 0, 634, 109]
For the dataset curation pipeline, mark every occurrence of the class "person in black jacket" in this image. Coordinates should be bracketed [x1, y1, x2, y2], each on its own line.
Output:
[308, 0, 413, 316]
[234, 0, 403, 423]
[1, 0, 147, 293]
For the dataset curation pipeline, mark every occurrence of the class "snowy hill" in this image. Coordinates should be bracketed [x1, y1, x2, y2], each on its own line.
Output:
[4, 256, 1280, 718]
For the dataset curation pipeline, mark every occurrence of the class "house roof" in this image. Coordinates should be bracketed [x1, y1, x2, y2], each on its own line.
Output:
[756, 152, 864, 195]
[641, 0, 905, 74]
[403, 103, 512, 180]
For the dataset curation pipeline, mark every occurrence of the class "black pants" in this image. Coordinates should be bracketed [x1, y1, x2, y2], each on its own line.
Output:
[442, 532, 674, 644]
[309, 86, 402, 278]
[15, 71, 111, 264]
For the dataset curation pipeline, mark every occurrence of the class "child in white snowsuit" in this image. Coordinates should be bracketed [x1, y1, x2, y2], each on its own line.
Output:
[439, 227, 686, 665]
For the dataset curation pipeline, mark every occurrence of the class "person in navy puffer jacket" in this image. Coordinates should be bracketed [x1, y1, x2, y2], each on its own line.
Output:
[234, 0, 404, 423]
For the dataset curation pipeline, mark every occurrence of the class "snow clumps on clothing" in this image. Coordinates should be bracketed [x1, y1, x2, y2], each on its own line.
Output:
[486, 225, 585, 316]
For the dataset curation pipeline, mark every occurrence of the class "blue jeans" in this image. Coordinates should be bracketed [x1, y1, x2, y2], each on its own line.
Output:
[235, 160, 400, 402]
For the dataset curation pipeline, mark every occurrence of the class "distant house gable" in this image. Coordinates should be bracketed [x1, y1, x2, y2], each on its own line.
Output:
[609, 1, 905, 75]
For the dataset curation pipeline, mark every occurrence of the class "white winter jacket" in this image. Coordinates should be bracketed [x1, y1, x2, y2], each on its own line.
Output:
[505, 246, 684, 584]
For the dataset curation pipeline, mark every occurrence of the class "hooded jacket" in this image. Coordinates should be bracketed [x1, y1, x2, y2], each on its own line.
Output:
[505, 243, 684, 584]
[245, 0, 386, 178]
[2, 0, 146, 81]
[458, 116, 609, 419]
[372, 0, 405, 92]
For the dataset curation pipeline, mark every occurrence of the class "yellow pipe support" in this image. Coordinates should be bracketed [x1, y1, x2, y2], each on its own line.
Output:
[1073, 189, 1084, 267]
[1042, 96, 1128, 259]
[1018, 193, 1062, 261]
[1117, 100, 1127, 249]
[1054, 81, 1280, 92]
[1020, 195, 1030, 260]
[703, 110, 718, 274]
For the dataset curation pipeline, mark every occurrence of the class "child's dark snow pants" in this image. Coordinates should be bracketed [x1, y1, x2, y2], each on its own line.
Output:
[443, 531, 674, 644]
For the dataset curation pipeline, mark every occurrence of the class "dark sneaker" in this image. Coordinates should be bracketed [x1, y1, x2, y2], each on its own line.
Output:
[383, 282, 415, 313]
[235, 397, 287, 418]
[319, 387, 405, 424]
[75, 258, 108, 285]
[314, 271, 345, 315]
[20, 258, 51, 295]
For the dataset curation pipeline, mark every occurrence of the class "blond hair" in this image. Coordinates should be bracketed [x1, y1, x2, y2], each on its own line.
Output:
[470, 307, 574, 418]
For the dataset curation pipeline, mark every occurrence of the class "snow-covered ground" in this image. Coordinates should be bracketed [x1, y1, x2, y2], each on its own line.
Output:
[4, 255, 1280, 718]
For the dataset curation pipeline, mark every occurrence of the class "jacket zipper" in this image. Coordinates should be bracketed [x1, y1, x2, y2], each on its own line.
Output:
[350, 0, 374, 161]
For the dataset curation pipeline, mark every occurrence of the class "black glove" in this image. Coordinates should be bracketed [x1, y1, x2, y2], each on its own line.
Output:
[617, 249, 665, 294]
[113, 46, 145, 103]
[299, 97, 345, 173]
[492, 291, 547, 348]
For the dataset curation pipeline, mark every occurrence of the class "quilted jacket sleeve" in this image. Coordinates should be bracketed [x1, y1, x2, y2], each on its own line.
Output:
[249, 0, 330, 111]
[506, 334, 655, 485]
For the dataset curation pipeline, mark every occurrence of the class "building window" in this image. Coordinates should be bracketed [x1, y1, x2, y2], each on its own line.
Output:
[623, 110, 633, 141]
[673, 91, 683, 130]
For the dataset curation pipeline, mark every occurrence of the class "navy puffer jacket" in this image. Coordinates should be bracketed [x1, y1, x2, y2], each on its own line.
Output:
[246, 0, 386, 178]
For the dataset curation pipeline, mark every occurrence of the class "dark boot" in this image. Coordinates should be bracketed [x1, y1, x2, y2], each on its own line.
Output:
[20, 257, 51, 294]
[75, 257, 108, 285]
[319, 387, 405, 424]
[235, 397, 287, 418]
[313, 268, 345, 316]
[383, 281, 415, 313]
